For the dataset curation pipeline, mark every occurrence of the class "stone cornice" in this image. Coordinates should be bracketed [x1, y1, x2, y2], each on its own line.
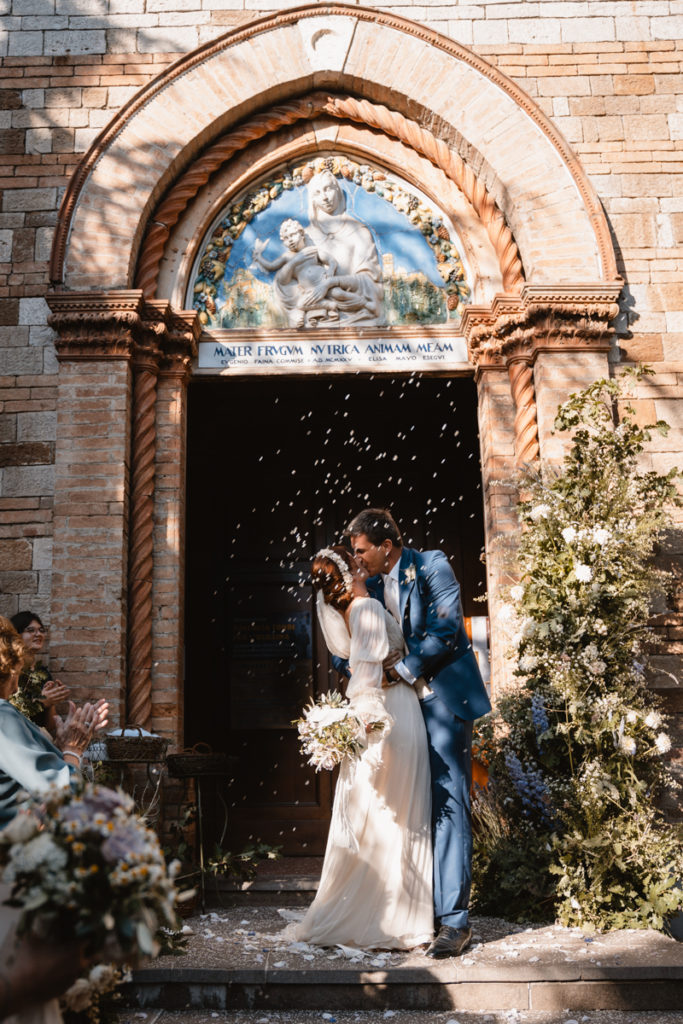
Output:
[46, 291, 201, 369]
[47, 291, 146, 361]
[462, 282, 623, 367]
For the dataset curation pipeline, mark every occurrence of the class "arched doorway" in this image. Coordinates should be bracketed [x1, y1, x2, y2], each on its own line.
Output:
[184, 372, 487, 852]
[45, 4, 622, 813]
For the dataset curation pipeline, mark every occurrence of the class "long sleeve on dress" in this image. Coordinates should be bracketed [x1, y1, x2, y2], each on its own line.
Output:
[0, 700, 74, 828]
[346, 599, 394, 735]
[347, 598, 389, 695]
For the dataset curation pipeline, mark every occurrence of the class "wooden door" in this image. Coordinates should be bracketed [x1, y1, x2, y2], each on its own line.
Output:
[184, 374, 486, 854]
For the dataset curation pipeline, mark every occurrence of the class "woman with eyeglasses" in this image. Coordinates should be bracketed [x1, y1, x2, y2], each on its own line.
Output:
[9, 611, 69, 737]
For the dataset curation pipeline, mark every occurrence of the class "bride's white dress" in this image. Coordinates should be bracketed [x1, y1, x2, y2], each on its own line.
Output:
[294, 596, 433, 949]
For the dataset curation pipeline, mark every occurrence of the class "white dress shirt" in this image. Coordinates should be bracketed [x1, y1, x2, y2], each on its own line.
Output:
[382, 560, 402, 625]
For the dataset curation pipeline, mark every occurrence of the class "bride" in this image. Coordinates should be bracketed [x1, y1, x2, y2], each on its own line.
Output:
[293, 545, 433, 950]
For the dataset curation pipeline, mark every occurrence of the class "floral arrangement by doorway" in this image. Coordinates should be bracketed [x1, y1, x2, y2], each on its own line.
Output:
[191, 155, 470, 327]
[472, 368, 683, 932]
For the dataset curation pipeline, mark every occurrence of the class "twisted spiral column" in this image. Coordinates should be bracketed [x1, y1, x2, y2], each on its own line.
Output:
[508, 357, 540, 467]
[127, 344, 161, 728]
[135, 93, 524, 298]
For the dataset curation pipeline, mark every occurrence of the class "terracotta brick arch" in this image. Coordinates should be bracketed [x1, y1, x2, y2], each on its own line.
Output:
[51, 2, 617, 294]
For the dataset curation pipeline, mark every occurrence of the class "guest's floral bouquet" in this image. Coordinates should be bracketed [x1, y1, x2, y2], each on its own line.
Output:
[0, 782, 180, 959]
[294, 690, 385, 771]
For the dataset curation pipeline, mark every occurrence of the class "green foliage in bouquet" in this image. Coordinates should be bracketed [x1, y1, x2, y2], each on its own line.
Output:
[472, 368, 683, 931]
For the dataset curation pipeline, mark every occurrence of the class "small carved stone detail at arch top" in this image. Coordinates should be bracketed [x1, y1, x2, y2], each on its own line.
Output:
[134, 93, 524, 301]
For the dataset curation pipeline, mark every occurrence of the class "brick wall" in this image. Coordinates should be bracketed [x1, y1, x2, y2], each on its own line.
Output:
[1, 2, 681, 753]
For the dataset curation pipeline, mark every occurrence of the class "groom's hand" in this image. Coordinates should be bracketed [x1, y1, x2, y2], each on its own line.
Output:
[382, 651, 401, 672]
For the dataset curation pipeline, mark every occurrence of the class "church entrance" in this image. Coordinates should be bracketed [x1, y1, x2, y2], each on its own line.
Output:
[184, 373, 487, 855]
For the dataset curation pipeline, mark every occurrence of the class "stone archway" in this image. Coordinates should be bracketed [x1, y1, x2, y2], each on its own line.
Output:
[46, 3, 621, 742]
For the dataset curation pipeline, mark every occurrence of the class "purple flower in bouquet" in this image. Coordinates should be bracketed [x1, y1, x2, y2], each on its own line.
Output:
[101, 821, 155, 864]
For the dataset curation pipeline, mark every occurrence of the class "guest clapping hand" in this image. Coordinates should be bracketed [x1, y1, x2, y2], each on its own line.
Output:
[54, 699, 109, 769]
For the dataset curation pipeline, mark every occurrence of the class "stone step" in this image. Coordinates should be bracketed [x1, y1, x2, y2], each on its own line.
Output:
[114, 1011, 683, 1024]
[213, 874, 319, 907]
[118, 907, 683, 1014]
[121, 963, 683, 1014]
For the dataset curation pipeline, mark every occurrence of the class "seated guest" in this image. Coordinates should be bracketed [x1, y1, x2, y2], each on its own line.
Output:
[0, 616, 108, 829]
[9, 611, 69, 737]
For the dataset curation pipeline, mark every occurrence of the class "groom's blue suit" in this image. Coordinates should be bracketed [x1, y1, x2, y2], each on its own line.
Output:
[367, 547, 491, 930]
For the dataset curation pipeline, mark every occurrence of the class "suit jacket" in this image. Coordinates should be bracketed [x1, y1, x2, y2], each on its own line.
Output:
[363, 547, 491, 722]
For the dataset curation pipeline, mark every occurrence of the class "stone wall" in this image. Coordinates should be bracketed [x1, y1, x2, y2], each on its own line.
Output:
[1, 2, 681, 767]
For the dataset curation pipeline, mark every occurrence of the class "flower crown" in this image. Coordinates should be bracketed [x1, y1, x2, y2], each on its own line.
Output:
[315, 547, 354, 592]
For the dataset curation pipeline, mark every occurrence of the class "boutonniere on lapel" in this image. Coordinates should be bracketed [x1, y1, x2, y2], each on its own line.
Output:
[402, 565, 417, 584]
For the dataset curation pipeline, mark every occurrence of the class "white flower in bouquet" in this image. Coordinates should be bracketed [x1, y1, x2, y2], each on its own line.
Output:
[561, 526, 577, 544]
[574, 563, 593, 583]
[4, 832, 67, 879]
[645, 711, 662, 730]
[618, 734, 637, 756]
[518, 654, 538, 673]
[592, 526, 611, 546]
[295, 691, 384, 772]
[510, 585, 525, 603]
[529, 504, 551, 521]
[655, 732, 671, 754]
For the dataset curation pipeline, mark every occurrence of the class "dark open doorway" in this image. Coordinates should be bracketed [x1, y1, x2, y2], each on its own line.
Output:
[185, 374, 487, 855]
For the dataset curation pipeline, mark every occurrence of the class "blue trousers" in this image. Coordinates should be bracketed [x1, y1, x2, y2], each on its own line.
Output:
[419, 692, 473, 930]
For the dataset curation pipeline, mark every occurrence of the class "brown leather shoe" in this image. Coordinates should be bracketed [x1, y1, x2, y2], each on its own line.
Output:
[425, 924, 472, 959]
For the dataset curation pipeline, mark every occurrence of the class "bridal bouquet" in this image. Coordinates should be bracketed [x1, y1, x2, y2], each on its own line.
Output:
[295, 690, 385, 771]
[0, 782, 180, 959]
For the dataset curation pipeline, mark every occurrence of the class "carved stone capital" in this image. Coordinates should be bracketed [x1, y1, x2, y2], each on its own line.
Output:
[159, 310, 200, 381]
[462, 282, 622, 367]
[47, 290, 147, 361]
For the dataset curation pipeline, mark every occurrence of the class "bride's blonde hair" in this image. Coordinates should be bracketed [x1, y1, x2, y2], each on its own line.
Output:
[311, 546, 355, 612]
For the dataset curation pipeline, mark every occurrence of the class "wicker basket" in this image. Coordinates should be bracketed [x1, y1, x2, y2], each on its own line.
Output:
[166, 743, 235, 778]
[105, 726, 168, 763]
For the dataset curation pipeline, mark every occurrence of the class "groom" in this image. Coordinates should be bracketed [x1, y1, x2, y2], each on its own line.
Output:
[344, 508, 491, 958]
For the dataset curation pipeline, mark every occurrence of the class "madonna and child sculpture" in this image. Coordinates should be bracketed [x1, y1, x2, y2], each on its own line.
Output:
[252, 170, 384, 328]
